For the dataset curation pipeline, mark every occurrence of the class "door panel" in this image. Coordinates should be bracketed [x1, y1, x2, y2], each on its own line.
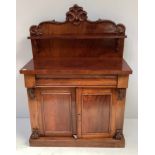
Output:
[37, 88, 76, 136]
[76, 88, 116, 138]
[42, 93, 71, 134]
[82, 94, 111, 133]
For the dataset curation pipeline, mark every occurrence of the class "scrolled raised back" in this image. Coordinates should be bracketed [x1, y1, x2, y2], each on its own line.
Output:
[29, 4, 126, 36]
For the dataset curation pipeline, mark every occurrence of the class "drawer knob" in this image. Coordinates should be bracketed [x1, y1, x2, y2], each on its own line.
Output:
[73, 134, 78, 139]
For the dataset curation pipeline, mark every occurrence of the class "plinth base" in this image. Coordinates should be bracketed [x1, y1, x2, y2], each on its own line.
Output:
[29, 136, 125, 147]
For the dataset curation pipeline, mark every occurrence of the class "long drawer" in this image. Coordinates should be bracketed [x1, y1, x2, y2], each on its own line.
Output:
[36, 76, 117, 87]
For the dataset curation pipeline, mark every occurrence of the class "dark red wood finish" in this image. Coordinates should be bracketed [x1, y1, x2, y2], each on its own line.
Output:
[20, 4, 132, 147]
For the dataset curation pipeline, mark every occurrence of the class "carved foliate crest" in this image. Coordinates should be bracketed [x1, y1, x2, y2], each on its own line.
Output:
[66, 4, 87, 25]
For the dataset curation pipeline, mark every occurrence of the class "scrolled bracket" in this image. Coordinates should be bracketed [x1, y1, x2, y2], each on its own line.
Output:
[113, 129, 123, 140]
[117, 88, 126, 100]
[116, 24, 126, 34]
[30, 25, 43, 36]
[27, 88, 35, 99]
[30, 128, 40, 139]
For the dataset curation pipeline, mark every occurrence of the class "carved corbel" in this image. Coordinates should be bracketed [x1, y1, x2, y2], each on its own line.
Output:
[113, 129, 123, 140]
[117, 88, 126, 100]
[27, 88, 35, 99]
[30, 128, 40, 139]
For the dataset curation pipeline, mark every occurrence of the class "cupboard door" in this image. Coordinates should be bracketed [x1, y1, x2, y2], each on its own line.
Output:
[76, 88, 116, 138]
[37, 88, 76, 137]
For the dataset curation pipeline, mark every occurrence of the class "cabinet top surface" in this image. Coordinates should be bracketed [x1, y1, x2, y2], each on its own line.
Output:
[20, 57, 132, 75]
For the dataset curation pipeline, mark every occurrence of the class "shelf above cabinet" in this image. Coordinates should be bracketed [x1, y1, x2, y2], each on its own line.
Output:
[27, 34, 127, 40]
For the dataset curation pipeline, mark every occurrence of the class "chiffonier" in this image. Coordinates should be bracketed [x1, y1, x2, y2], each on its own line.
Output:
[20, 4, 132, 147]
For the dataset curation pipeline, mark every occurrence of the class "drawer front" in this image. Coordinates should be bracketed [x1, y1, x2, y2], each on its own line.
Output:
[36, 76, 117, 87]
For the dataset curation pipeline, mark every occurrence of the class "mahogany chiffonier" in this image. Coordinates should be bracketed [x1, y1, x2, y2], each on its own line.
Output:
[20, 4, 132, 147]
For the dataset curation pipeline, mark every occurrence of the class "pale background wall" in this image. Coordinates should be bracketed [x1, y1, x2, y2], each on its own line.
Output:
[16, 0, 137, 118]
